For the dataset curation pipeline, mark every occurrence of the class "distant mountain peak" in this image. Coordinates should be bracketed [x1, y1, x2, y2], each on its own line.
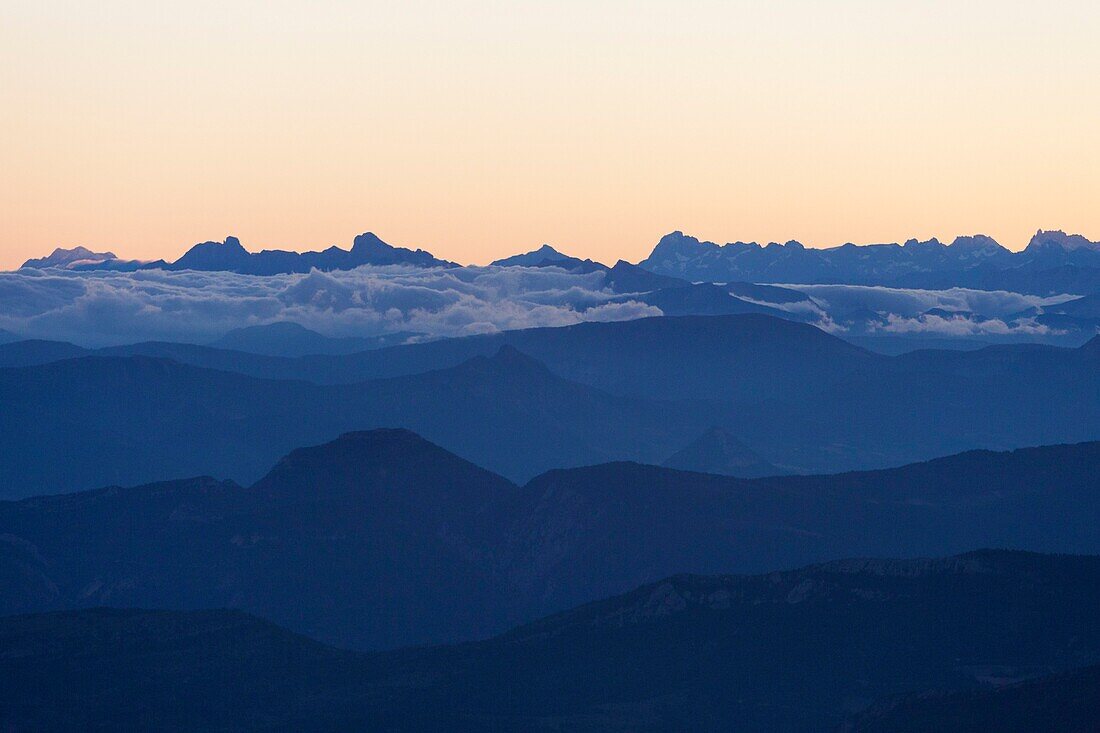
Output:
[649, 231, 712, 257]
[903, 237, 942, 248]
[350, 231, 389, 252]
[21, 246, 119, 270]
[490, 243, 573, 267]
[257, 428, 474, 483]
[162, 231, 452, 274]
[252, 427, 514, 511]
[484, 344, 552, 372]
[948, 233, 1004, 251]
[1026, 229, 1100, 252]
[171, 236, 251, 271]
[662, 426, 780, 478]
[604, 260, 687, 293]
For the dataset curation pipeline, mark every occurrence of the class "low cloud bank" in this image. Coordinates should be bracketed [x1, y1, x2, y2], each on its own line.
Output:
[0, 267, 1086, 347]
[781, 283, 1078, 337]
[0, 266, 660, 347]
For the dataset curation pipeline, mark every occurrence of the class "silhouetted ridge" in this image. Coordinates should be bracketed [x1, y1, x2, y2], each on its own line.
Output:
[429, 344, 558, 383]
[508, 549, 1079, 637]
[4, 310, 1100, 493]
[639, 229, 1100, 293]
[251, 428, 518, 511]
[171, 236, 250, 271]
[0, 607, 352, 731]
[663, 426, 781, 478]
[490, 243, 573, 267]
[844, 663, 1100, 732]
[485, 343, 549, 369]
[5, 434, 1100, 652]
[20, 246, 120, 269]
[1024, 229, 1100, 253]
[4, 549, 1100, 731]
[254, 427, 511, 503]
[154, 231, 453, 274]
[603, 259, 687, 292]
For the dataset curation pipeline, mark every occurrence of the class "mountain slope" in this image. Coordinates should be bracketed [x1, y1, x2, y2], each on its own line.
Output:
[4, 433, 1100, 652]
[4, 551, 1099, 732]
[368, 550, 1100, 732]
[0, 314, 878, 402]
[843, 663, 1100, 733]
[502, 442, 1100, 614]
[0, 346, 711, 495]
[0, 608, 363, 732]
[0, 430, 517, 649]
[3, 312, 1099, 484]
[662, 426, 781, 477]
[208, 321, 412, 356]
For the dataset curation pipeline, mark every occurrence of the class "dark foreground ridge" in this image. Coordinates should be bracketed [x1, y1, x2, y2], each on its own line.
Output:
[842, 663, 1100, 733]
[2, 549, 1099, 731]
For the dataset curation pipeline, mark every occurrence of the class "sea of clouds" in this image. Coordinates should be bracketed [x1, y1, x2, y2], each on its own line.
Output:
[0, 265, 1084, 347]
[0, 265, 660, 347]
[774, 284, 1078, 336]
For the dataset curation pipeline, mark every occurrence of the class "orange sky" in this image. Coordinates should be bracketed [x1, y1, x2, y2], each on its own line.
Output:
[2, 1, 1099, 269]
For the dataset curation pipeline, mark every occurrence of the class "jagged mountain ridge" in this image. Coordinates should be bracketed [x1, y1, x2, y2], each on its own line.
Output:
[20, 232, 454, 274]
[20, 227, 1100, 295]
[639, 229, 1100, 294]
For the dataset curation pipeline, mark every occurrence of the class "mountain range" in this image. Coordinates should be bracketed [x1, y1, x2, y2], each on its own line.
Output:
[208, 322, 417, 357]
[1, 314, 1098, 495]
[9, 226, 1100, 732]
[3, 428, 1100, 653]
[2, 548, 1098, 731]
[20, 228, 1100, 297]
[20, 232, 453, 274]
[639, 229, 1100, 295]
[0, 345, 712, 495]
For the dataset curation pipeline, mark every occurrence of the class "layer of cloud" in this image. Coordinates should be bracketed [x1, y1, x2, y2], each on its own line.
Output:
[0, 266, 1088, 347]
[776, 283, 1078, 337]
[781, 283, 1074, 319]
[878, 313, 1054, 336]
[0, 266, 661, 347]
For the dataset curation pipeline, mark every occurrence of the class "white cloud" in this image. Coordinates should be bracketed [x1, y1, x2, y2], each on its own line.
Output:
[0, 266, 1082, 347]
[0, 265, 659, 347]
[772, 283, 1079, 338]
[780, 283, 1075, 319]
[879, 313, 1057, 336]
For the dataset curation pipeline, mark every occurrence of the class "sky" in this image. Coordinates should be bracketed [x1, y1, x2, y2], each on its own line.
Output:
[1, 0, 1099, 270]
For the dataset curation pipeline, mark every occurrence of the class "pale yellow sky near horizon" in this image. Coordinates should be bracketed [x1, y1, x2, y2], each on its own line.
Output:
[1, 0, 1099, 269]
